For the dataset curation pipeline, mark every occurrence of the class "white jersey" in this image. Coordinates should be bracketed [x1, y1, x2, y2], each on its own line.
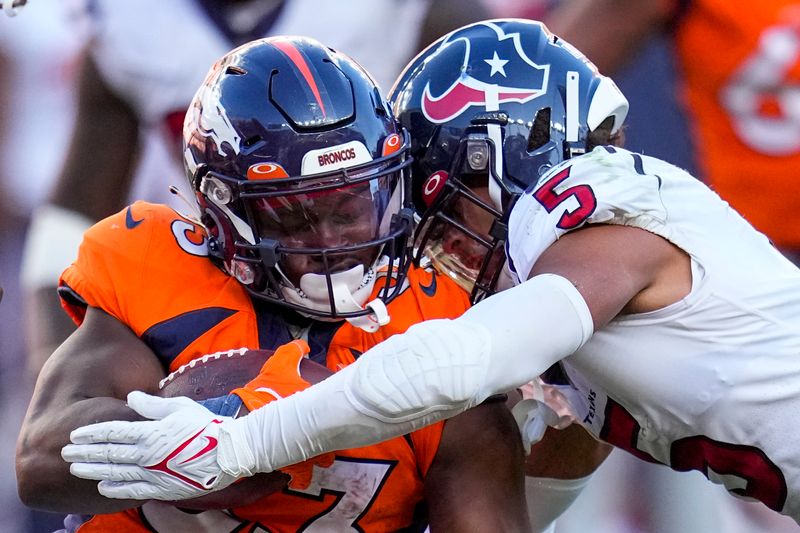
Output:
[0, 0, 87, 215]
[82, 0, 429, 203]
[508, 146, 800, 519]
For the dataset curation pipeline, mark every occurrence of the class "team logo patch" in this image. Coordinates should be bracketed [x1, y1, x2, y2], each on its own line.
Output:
[301, 140, 372, 175]
[187, 64, 242, 156]
[381, 133, 402, 156]
[421, 171, 448, 207]
[172, 219, 208, 257]
[421, 21, 549, 123]
[247, 163, 289, 180]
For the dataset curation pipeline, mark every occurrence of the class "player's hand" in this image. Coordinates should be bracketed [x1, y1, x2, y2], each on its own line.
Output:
[512, 380, 576, 453]
[61, 391, 251, 500]
[231, 340, 314, 409]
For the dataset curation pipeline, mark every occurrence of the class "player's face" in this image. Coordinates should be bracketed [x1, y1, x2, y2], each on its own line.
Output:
[252, 176, 398, 284]
[420, 182, 506, 294]
[440, 185, 496, 271]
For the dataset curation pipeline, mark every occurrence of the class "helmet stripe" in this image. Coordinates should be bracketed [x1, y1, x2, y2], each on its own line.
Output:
[272, 39, 327, 119]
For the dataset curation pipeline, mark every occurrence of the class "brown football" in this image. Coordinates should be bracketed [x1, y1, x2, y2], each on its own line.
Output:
[159, 348, 273, 401]
[158, 347, 333, 509]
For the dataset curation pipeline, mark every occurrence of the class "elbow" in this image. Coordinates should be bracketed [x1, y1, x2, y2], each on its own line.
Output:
[16, 451, 47, 509]
[15, 433, 67, 511]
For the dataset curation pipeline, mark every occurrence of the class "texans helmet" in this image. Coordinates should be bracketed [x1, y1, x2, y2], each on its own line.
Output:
[183, 37, 414, 330]
[389, 19, 628, 302]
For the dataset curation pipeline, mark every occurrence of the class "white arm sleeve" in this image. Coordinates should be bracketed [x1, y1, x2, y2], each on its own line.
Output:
[217, 274, 594, 475]
[526, 474, 592, 533]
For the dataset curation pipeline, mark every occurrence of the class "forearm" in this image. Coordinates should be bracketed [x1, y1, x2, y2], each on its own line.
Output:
[17, 396, 142, 513]
[220, 275, 593, 475]
[219, 359, 461, 475]
[426, 402, 530, 532]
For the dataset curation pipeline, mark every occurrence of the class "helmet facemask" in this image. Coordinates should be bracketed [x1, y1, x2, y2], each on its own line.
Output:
[414, 124, 509, 303]
[196, 144, 414, 327]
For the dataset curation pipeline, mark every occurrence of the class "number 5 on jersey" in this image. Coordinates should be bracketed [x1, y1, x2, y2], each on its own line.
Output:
[532, 166, 597, 229]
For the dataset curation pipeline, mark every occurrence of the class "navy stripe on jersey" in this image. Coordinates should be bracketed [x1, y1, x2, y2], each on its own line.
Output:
[631, 153, 646, 175]
[142, 307, 237, 369]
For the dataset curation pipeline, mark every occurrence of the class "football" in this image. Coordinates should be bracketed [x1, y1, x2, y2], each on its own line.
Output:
[158, 347, 333, 510]
[159, 347, 334, 401]
[159, 348, 272, 401]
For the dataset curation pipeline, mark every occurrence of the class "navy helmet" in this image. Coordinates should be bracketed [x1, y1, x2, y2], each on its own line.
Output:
[183, 36, 414, 330]
[389, 19, 628, 302]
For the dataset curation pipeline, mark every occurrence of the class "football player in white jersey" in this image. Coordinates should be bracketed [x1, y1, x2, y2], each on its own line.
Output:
[62, 18, 800, 527]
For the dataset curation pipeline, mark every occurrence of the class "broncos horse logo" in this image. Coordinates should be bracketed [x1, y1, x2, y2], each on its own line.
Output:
[421, 21, 550, 123]
[187, 63, 242, 157]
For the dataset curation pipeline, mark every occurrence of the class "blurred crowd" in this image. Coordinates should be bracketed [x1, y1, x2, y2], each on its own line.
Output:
[1, 0, 798, 531]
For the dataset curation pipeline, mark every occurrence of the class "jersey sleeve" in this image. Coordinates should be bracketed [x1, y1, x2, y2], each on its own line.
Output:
[59, 202, 156, 326]
[58, 201, 219, 336]
[507, 146, 669, 282]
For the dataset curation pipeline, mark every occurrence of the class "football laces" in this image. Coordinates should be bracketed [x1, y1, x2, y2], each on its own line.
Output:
[159, 348, 250, 390]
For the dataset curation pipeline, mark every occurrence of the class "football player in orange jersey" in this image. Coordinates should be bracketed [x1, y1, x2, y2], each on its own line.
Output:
[21, 0, 491, 377]
[16, 37, 530, 532]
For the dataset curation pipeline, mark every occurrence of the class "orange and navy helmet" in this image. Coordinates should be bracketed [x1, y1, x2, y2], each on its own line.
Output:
[183, 36, 413, 325]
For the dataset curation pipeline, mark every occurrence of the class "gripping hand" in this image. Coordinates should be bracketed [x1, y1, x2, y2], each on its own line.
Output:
[61, 391, 254, 500]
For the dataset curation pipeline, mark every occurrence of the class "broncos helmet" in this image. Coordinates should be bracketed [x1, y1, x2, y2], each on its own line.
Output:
[183, 36, 414, 331]
[389, 19, 628, 302]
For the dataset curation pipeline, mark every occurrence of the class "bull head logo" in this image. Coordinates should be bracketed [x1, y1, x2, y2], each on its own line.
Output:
[421, 21, 549, 124]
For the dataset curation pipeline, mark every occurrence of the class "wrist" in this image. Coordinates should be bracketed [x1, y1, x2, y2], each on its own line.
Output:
[197, 394, 243, 417]
[216, 415, 260, 477]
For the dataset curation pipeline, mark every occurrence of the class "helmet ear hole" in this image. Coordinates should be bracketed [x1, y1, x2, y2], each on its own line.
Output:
[527, 107, 551, 152]
[586, 116, 618, 152]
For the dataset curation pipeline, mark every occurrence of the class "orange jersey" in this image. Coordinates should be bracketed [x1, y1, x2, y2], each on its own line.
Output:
[61, 202, 471, 532]
[673, 0, 800, 247]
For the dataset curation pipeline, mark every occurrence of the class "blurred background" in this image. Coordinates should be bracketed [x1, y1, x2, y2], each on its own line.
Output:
[1, 0, 797, 531]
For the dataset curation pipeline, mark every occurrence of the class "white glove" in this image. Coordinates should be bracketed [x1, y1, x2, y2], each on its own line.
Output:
[61, 391, 255, 500]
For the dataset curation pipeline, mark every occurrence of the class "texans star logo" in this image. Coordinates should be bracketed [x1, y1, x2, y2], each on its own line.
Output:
[421, 21, 549, 124]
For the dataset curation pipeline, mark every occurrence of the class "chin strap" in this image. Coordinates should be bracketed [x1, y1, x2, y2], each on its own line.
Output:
[344, 298, 390, 333]
[330, 275, 390, 333]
